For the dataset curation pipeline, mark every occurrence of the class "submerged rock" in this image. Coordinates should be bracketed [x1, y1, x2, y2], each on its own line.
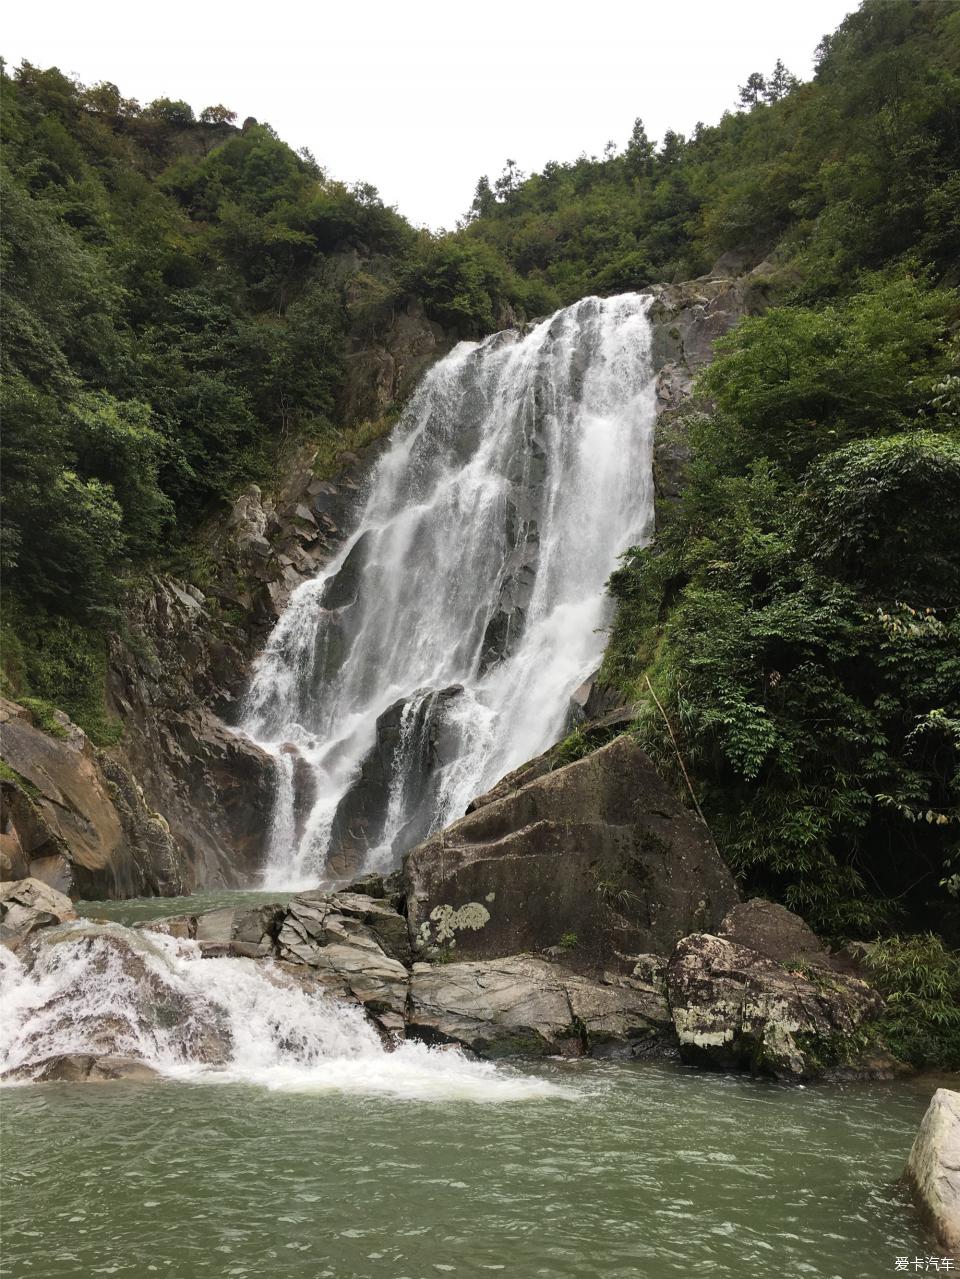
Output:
[904, 1088, 960, 1261]
[407, 954, 674, 1059]
[12, 1053, 160, 1083]
[405, 734, 737, 972]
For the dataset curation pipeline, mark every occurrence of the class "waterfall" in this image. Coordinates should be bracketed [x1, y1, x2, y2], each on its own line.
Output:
[243, 292, 656, 888]
[0, 922, 566, 1101]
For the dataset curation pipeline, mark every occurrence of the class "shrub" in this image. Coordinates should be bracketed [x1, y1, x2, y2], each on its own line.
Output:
[863, 934, 960, 1070]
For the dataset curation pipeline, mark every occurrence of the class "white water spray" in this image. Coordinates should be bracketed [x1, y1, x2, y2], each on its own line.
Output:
[243, 293, 656, 888]
[0, 922, 569, 1102]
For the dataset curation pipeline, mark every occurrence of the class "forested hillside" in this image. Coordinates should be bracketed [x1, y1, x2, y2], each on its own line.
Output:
[1, 0, 958, 1041]
[0, 63, 523, 738]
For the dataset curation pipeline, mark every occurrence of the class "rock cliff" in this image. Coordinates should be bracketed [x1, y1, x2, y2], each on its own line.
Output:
[404, 734, 738, 973]
[1, 274, 760, 898]
[0, 703, 185, 898]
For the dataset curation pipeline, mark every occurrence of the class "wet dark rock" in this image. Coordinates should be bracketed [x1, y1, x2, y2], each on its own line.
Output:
[405, 734, 737, 973]
[327, 686, 464, 879]
[12, 1053, 160, 1083]
[567, 669, 624, 728]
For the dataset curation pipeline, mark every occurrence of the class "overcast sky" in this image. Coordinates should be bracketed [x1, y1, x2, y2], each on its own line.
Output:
[5, 0, 856, 229]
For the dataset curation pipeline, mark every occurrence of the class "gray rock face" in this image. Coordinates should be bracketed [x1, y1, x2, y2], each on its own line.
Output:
[327, 686, 464, 878]
[340, 296, 454, 425]
[105, 579, 277, 890]
[641, 274, 776, 529]
[0, 877, 78, 950]
[0, 701, 187, 900]
[666, 930, 885, 1081]
[405, 734, 738, 973]
[904, 1088, 960, 1261]
[407, 954, 675, 1059]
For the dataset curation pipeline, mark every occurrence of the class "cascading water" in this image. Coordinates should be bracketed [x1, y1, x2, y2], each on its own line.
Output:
[0, 922, 565, 1101]
[243, 292, 657, 888]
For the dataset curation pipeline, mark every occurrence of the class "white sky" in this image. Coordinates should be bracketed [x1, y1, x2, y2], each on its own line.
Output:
[5, 0, 856, 230]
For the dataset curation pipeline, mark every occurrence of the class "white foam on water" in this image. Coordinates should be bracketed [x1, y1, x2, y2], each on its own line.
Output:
[0, 922, 572, 1103]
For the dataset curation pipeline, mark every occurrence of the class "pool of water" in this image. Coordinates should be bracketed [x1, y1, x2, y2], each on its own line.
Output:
[1, 1062, 934, 1278]
[76, 888, 297, 926]
[12, 893, 938, 1276]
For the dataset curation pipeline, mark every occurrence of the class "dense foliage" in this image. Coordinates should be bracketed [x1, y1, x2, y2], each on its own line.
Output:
[604, 282, 959, 937]
[560, 2, 960, 960]
[863, 934, 960, 1069]
[0, 61, 523, 729]
[457, 0, 960, 304]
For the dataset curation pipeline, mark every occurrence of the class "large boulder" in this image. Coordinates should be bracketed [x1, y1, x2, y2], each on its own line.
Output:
[0, 877, 77, 950]
[407, 954, 674, 1059]
[404, 734, 737, 972]
[0, 698, 186, 899]
[904, 1088, 960, 1261]
[666, 919, 886, 1082]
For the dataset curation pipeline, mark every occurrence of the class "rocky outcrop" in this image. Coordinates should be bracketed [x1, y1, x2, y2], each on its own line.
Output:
[666, 900, 888, 1082]
[405, 734, 737, 973]
[0, 700, 186, 899]
[641, 271, 777, 528]
[341, 295, 454, 425]
[275, 891, 410, 1033]
[904, 1089, 960, 1261]
[2, 879, 897, 1080]
[407, 954, 675, 1059]
[0, 877, 77, 950]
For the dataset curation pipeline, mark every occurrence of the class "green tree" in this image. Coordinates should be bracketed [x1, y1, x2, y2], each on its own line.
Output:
[737, 72, 767, 109]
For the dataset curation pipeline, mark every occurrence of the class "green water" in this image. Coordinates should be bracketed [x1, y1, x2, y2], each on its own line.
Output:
[76, 888, 296, 926]
[1, 1064, 934, 1278]
[9, 893, 933, 1276]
